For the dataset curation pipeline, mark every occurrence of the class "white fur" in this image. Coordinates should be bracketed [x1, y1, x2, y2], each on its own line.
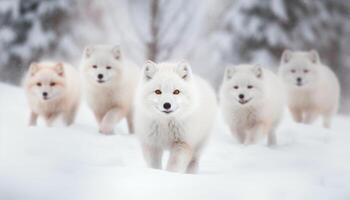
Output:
[220, 64, 285, 146]
[134, 61, 217, 173]
[279, 50, 340, 128]
[80, 45, 140, 134]
[24, 61, 81, 126]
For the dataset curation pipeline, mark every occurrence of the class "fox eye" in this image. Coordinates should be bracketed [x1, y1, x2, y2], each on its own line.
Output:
[233, 86, 239, 89]
[173, 89, 180, 95]
[155, 89, 162, 95]
[106, 66, 112, 70]
[92, 65, 97, 69]
[303, 69, 309, 73]
[291, 69, 296, 73]
[50, 82, 56, 86]
[36, 82, 42, 87]
[247, 85, 253, 89]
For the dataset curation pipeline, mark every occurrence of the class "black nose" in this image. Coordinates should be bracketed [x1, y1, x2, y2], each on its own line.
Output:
[163, 102, 171, 110]
[297, 77, 302, 82]
[239, 94, 244, 99]
[42, 92, 48, 97]
[98, 74, 103, 79]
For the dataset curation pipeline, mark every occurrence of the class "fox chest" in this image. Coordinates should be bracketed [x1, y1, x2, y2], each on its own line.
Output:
[147, 119, 186, 147]
[288, 90, 315, 109]
[231, 107, 259, 129]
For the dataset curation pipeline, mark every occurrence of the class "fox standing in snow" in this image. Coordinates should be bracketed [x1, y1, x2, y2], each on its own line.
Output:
[80, 45, 140, 134]
[220, 64, 285, 146]
[24, 62, 81, 126]
[134, 61, 217, 173]
[279, 50, 340, 128]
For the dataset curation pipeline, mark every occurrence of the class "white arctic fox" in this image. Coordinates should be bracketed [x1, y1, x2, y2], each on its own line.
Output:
[279, 50, 340, 128]
[134, 61, 217, 173]
[24, 61, 81, 126]
[80, 45, 140, 134]
[219, 64, 285, 146]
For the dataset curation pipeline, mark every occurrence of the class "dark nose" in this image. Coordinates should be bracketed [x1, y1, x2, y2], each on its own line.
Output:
[98, 74, 103, 79]
[239, 94, 244, 99]
[297, 77, 302, 82]
[42, 92, 48, 97]
[163, 102, 171, 110]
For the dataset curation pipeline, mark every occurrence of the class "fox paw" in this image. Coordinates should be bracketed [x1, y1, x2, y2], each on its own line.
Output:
[99, 125, 114, 135]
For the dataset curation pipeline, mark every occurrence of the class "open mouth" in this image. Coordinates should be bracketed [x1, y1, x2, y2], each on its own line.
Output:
[162, 110, 173, 114]
[238, 98, 252, 105]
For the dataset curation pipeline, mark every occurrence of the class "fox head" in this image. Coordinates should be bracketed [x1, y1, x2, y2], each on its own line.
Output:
[279, 50, 320, 88]
[82, 45, 123, 85]
[137, 61, 198, 118]
[221, 64, 264, 106]
[27, 62, 66, 101]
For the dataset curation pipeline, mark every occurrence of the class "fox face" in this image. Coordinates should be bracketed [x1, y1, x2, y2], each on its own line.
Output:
[27, 62, 66, 101]
[82, 45, 123, 85]
[280, 50, 319, 88]
[138, 61, 198, 117]
[222, 65, 264, 106]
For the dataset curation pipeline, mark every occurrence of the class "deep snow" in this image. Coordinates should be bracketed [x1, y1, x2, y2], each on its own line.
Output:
[0, 83, 349, 200]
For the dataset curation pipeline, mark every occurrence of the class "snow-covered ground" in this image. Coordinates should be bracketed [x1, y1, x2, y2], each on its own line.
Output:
[0, 83, 349, 200]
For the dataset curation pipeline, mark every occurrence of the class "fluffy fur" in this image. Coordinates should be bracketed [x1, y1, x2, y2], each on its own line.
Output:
[220, 64, 285, 146]
[134, 61, 217, 173]
[24, 61, 81, 126]
[279, 50, 340, 128]
[80, 45, 140, 134]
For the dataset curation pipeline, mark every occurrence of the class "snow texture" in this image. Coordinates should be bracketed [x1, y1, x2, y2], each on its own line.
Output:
[0, 83, 350, 200]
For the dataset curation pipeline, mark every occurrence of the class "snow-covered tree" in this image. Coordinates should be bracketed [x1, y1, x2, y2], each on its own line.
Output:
[0, 0, 78, 84]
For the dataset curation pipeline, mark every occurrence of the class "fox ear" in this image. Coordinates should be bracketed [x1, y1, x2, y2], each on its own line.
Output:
[143, 60, 158, 81]
[84, 46, 94, 58]
[281, 49, 293, 63]
[252, 65, 263, 79]
[53, 63, 64, 77]
[176, 61, 192, 81]
[29, 62, 40, 76]
[224, 66, 235, 81]
[309, 50, 320, 64]
[112, 45, 122, 60]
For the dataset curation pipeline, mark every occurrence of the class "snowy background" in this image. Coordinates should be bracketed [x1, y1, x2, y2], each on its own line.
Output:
[1, 0, 350, 199]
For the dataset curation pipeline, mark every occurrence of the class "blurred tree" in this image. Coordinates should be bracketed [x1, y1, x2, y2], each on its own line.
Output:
[0, 0, 77, 84]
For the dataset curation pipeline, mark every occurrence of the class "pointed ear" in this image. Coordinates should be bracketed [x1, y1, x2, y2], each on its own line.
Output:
[143, 60, 158, 81]
[112, 45, 122, 60]
[84, 46, 94, 58]
[252, 65, 263, 79]
[309, 50, 320, 64]
[224, 66, 235, 81]
[53, 63, 64, 77]
[29, 62, 41, 76]
[176, 61, 192, 81]
[281, 49, 293, 63]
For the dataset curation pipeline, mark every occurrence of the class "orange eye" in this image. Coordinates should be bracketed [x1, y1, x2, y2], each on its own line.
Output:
[173, 89, 180, 95]
[233, 86, 239, 89]
[37, 82, 42, 87]
[50, 82, 56, 86]
[155, 90, 162, 95]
